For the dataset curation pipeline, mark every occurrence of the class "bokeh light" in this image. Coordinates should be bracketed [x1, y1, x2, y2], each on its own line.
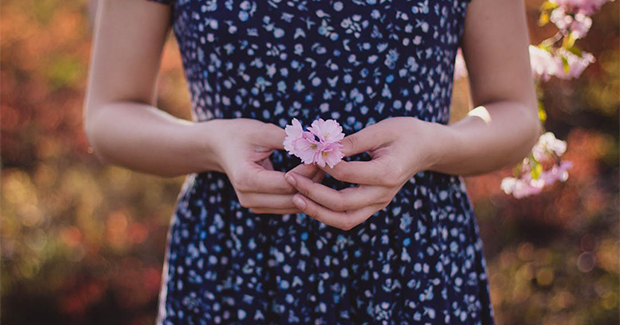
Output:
[1, 0, 618, 324]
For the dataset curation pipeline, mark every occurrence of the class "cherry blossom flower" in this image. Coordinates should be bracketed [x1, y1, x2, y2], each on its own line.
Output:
[532, 132, 568, 162]
[550, 0, 614, 15]
[556, 48, 595, 79]
[550, 7, 593, 38]
[501, 159, 573, 199]
[283, 118, 345, 167]
[498, 0, 610, 197]
[315, 142, 345, 168]
[293, 132, 322, 165]
[529, 46, 561, 81]
[540, 161, 574, 185]
[528, 46, 595, 81]
[501, 176, 544, 199]
[308, 118, 345, 143]
[283, 118, 304, 154]
[570, 12, 593, 39]
[502, 132, 573, 198]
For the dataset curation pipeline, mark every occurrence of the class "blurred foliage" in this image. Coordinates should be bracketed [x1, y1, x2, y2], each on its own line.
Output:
[1, 0, 618, 324]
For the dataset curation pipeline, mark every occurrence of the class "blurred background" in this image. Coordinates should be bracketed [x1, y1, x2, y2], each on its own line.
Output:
[1, 0, 618, 324]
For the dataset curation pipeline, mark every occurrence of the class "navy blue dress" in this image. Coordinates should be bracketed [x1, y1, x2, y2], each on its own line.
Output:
[146, 0, 494, 323]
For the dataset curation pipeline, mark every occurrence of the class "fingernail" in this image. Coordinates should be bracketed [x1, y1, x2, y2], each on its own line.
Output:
[285, 174, 296, 186]
[292, 196, 306, 209]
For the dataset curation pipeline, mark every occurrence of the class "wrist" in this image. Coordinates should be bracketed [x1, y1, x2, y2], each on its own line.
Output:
[188, 119, 226, 174]
[417, 120, 458, 173]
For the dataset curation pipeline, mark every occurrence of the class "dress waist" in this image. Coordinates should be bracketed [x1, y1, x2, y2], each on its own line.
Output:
[176, 153, 472, 214]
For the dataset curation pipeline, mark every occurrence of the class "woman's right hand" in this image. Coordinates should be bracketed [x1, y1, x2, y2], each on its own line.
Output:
[83, 0, 321, 213]
[206, 118, 324, 215]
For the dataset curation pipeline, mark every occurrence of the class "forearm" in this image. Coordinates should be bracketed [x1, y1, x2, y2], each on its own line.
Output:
[426, 100, 541, 176]
[84, 101, 221, 177]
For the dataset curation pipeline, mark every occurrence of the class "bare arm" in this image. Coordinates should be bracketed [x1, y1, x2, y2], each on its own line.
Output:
[84, 0, 219, 177]
[84, 0, 323, 213]
[284, 0, 542, 230]
[427, 0, 541, 175]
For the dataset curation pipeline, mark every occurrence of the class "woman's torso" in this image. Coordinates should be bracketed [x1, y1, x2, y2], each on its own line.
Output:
[157, 1, 495, 324]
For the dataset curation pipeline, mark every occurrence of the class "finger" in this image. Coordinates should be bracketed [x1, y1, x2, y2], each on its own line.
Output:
[291, 194, 381, 231]
[289, 163, 321, 179]
[259, 157, 274, 170]
[286, 172, 391, 211]
[237, 193, 299, 210]
[311, 169, 325, 183]
[255, 123, 286, 151]
[237, 163, 296, 194]
[285, 171, 343, 209]
[340, 125, 390, 157]
[319, 158, 399, 186]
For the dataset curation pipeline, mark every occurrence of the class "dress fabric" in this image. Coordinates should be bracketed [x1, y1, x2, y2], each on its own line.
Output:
[146, 0, 494, 323]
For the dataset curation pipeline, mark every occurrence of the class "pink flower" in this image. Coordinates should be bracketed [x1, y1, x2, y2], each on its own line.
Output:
[501, 177, 544, 199]
[308, 118, 345, 143]
[549, 7, 593, 38]
[529, 46, 595, 81]
[315, 142, 345, 168]
[540, 161, 574, 185]
[570, 12, 593, 39]
[550, 0, 613, 15]
[293, 132, 322, 164]
[501, 159, 573, 198]
[283, 118, 345, 167]
[529, 46, 561, 81]
[556, 48, 595, 79]
[532, 132, 568, 162]
[283, 118, 304, 154]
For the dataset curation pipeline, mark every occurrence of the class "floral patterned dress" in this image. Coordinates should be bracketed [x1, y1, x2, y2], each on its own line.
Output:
[146, 0, 494, 323]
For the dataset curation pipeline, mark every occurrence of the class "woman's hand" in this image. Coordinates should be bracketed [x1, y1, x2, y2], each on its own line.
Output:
[284, 117, 443, 230]
[208, 119, 324, 215]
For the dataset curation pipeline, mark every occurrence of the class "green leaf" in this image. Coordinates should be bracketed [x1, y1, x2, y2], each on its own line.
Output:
[538, 101, 547, 123]
[567, 45, 583, 57]
[539, 12, 550, 26]
[538, 43, 553, 52]
[562, 56, 570, 74]
[541, 1, 559, 11]
[562, 32, 576, 49]
[513, 163, 523, 178]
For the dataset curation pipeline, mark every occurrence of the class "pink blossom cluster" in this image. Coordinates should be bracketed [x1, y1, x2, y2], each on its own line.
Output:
[529, 46, 595, 81]
[501, 161, 573, 198]
[501, 132, 573, 198]
[454, 45, 595, 82]
[532, 132, 567, 161]
[283, 118, 345, 168]
[550, 0, 614, 15]
[550, 7, 592, 38]
[490, 0, 611, 197]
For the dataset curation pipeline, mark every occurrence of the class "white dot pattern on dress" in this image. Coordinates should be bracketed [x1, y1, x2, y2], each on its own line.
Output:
[146, 0, 496, 324]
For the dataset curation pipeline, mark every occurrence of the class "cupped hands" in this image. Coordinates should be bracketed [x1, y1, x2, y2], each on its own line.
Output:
[284, 117, 444, 231]
[208, 118, 324, 215]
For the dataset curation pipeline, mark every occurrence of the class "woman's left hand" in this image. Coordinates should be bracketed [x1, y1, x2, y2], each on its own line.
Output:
[284, 117, 444, 231]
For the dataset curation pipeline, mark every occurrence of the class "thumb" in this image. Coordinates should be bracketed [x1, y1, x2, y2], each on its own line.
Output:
[258, 157, 274, 171]
[254, 123, 286, 151]
[287, 163, 321, 179]
[340, 125, 387, 157]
